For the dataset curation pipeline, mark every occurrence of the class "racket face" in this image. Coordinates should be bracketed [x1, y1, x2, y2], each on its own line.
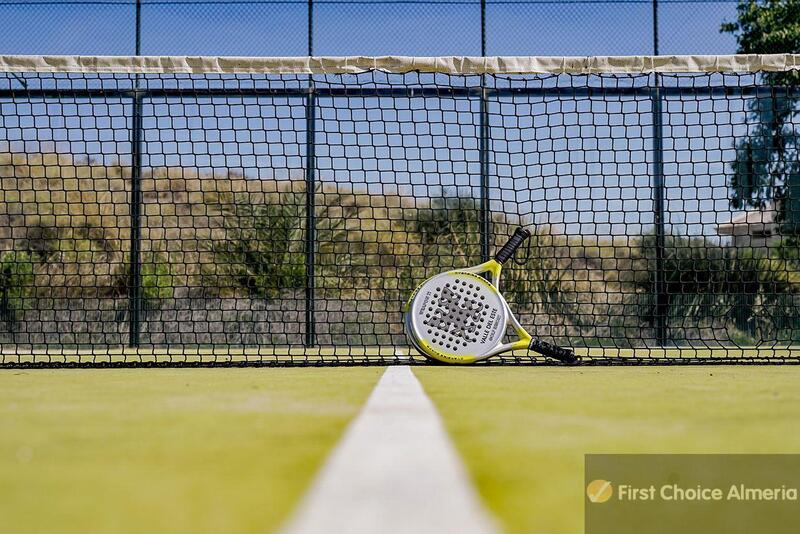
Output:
[406, 270, 508, 363]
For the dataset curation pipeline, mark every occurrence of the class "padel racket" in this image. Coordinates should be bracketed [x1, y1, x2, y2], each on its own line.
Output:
[404, 227, 577, 364]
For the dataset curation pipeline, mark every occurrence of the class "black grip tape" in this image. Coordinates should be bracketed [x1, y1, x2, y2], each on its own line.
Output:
[493, 227, 532, 264]
[529, 337, 578, 364]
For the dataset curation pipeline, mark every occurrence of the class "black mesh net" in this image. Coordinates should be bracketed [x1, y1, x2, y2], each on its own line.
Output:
[1, 63, 799, 365]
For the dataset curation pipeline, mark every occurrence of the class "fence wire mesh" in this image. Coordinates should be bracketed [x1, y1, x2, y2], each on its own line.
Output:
[0, 0, 740, 57]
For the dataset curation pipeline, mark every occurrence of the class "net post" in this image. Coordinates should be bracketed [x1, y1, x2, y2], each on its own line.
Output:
[651, 80, 668, 347]
[479, 86, 490, 264]
[304, 0, 317, 348]
[305, 88, 317, 348]
[129, 87, 143, 348]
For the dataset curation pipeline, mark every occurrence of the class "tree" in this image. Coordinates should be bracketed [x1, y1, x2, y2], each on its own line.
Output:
[721, 1, 800, 229]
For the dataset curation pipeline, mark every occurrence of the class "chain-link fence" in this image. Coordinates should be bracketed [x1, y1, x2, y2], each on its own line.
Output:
[0, 0, 741, 57]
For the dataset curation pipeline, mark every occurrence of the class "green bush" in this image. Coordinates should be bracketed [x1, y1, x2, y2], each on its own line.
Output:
[411, 195, 483, 272]
[141, 257, 175, 303]
[113, 253, 175, 308]
[213, 197, 305, 299]
[630, 233, 800, 341]
[415, 195, 482, 250]
[0, 251, 35, 322]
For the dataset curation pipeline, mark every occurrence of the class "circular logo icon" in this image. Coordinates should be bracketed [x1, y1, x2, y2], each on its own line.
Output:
[586, 479, 614, 503]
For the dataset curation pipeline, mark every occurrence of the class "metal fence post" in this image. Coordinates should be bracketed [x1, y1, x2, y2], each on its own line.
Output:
[129, 93, 143, 347]
[652, 0, 668, 345]
[304, 0, 317, 347]
[479, 0, 490, 263]
[128, 0, 143, 347]
[135, 0, 142, 56]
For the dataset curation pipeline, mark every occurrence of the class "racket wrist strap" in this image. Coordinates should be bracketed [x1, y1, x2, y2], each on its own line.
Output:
[529, 337, 578, 364]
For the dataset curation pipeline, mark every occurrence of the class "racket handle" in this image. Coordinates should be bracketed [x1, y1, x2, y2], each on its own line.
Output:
[494, 227, 532, 264]
[529, 337, 578, 364]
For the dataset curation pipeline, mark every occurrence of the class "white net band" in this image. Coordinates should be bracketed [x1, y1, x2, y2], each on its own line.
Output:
[1, 54, 800, 75]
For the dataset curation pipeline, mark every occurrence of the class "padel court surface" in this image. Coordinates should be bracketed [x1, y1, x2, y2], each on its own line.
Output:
[2, 363, 800, 533]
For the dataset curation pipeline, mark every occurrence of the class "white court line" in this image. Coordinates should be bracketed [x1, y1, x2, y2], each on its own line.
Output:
[281, 365, 499, 534]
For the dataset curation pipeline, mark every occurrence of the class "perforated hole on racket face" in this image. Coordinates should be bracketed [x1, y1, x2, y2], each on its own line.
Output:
[407, 271, 507, 358]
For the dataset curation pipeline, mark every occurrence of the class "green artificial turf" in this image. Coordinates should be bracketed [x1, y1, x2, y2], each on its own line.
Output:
[0, 368, 382, 534]
[414, 366, 800, 534]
